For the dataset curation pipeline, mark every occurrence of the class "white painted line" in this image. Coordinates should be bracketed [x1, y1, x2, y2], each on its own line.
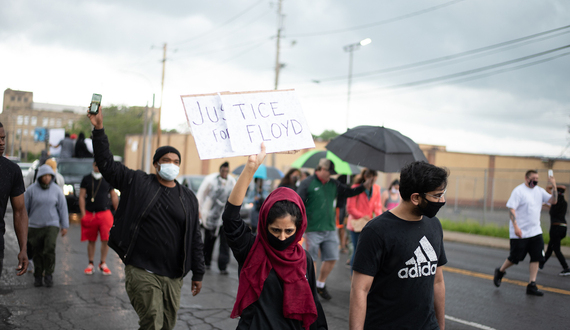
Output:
[445, 315, 497, 330]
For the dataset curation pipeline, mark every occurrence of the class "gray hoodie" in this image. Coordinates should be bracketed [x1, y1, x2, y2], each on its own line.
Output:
[24, 164, 69, 229]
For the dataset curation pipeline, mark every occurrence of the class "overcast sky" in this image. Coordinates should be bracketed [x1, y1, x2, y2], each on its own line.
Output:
[1, 0, 569, 158]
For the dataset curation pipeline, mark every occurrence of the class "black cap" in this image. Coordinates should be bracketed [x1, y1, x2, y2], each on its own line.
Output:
[153, 146, 181, 164]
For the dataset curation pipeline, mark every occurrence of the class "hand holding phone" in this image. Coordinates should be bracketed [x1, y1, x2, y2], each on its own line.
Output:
[89, 93, 102, 114]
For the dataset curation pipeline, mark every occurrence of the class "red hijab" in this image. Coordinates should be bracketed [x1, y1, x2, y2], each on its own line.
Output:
[231, 187, 318, 329]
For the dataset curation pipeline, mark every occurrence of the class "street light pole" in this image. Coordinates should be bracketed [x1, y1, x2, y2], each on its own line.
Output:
[343, 38, 371, 132]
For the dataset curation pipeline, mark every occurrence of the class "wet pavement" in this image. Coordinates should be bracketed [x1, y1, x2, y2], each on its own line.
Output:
[1, 210, 568, 329]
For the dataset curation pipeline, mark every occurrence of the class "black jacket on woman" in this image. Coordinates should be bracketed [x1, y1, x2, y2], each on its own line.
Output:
[92, 128, 205, 281]
[222, 202, 328, 330]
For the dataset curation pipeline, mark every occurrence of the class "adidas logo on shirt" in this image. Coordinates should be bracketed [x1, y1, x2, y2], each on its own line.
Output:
[398, 236, 438, 279]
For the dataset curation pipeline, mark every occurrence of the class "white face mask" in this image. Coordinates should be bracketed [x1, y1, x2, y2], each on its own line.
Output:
[92, 171, 102, 180]
[158, 163, 180, 181]
[391, 187, 398, 194]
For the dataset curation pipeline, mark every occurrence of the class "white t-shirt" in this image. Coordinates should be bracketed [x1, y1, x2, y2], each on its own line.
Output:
[506, 183, 551, 239]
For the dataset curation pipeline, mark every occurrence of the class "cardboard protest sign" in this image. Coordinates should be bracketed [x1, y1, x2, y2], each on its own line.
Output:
[181, 90, 315, 160]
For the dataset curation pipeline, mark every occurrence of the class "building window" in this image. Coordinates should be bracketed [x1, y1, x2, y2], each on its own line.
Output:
[24, 97, 28, 102]
[49, 118, 55, 127]
[11, 96, 15, 101]
[42, 118, 48, 127]
[23, 129, 28, 136]
[16, 128, 22, 137]
[56, 119, 62, 127]
[31, 116, 37, 126]
[17, 115, 23, 125]
[68, 120, 73, 128]
[17, 96, 21, 101]
[24, 116, 29, 125]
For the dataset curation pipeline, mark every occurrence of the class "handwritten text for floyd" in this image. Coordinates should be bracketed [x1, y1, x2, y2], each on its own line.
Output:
[181, 90, 315, 160]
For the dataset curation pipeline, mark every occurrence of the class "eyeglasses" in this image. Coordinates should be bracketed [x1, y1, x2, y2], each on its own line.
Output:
[423, 189, 447, 202]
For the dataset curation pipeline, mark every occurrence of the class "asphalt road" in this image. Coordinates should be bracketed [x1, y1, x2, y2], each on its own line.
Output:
[1, 210, 569, 329]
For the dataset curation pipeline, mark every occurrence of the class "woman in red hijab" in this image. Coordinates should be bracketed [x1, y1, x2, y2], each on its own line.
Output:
[222, 144, 328, 330]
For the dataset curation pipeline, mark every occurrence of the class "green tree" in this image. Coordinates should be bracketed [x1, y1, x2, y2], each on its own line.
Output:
[73, 105, 153, 158]
[314, 129, 340, 141]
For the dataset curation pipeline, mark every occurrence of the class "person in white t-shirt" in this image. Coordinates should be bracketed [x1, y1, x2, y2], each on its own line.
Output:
[493, 170, 557, 296]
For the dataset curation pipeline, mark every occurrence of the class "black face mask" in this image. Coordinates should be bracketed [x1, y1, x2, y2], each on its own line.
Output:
[40, 183, 50, 190]
[266, 228, 296, 251]
[418, 197, 446, 218]
[528, 180, 538, 188]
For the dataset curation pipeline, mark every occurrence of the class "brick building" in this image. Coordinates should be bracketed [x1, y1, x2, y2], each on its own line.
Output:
[0, 88, 86, 158]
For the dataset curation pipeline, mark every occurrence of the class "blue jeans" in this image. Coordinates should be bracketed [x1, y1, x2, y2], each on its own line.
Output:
[350, 230, 361, 270]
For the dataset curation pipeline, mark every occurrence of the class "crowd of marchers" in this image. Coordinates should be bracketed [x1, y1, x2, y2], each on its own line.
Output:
[0, 113, 566, 330]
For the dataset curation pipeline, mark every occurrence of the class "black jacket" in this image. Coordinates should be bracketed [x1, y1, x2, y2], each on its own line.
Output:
[92, 128, 205, 281]
[222, 202, 328, 330]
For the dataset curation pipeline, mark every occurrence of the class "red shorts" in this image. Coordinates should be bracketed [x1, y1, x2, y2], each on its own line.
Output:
[81, 210, 113, 242]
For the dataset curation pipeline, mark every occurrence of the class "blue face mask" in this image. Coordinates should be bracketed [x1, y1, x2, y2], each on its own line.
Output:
[158, 163, 180, 181]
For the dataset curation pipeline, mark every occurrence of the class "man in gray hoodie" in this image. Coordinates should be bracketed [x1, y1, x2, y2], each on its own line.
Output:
[24, 164, 69, 287]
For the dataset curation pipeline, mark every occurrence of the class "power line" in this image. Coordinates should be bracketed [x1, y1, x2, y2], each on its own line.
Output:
[171, 36, 274, 58]
[171, 0, 266, 46]
[302, 44, 570, 98]
[174, 8, 273, 51]
[308, 24, 570, 84]
[287, 0, 467, 38]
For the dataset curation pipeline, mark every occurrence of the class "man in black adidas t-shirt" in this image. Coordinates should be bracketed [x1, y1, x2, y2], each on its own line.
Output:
[349, 161, 448, 330]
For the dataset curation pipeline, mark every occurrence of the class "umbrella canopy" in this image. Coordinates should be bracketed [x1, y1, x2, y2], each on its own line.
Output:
[232, 164, 284, 180]
[291, 150, 360, 175]
[326, 126, 428, 173]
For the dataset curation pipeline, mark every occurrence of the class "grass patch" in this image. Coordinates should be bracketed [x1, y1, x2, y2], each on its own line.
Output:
[440, 219, 570, 247]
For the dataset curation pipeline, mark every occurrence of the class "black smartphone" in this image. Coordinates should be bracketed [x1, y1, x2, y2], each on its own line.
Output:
[89, 93, 102, 114]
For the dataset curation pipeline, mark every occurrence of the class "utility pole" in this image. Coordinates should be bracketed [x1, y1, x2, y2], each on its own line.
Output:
[157, 43, 167, 146]
[274, 0, 283, 91]
[272, 0, 283, 167]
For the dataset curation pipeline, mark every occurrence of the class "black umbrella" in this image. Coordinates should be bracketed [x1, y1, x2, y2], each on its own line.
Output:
[326, 126, 427, 172]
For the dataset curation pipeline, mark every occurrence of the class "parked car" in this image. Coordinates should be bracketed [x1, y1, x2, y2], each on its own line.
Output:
[17, 162, 34, 177]
[57, 158, 95, 214]
[177, 175, 206, 194]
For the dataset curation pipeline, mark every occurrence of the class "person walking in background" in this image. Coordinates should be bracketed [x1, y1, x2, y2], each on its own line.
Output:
[74, 132, 93, 158]
[50, 132, 74, 158]
[25, 164, 69, 287]
[0, 122, 29, 277]
[335, 174, 350, 255]
[346, 169, 382, 269]
[382, 179, 401, 211]
[223, 143, 328, 329]
[89, 107, 205, 330]
[279, 168, 302, 190]
[349, 161, 447, 330]
[540, 185, 569, 276]
[197, 162, 236, 274]
[297, 158, 372, 300]
[493, 170, 557, 296]
[247, 177, 268, 234]
[79, 161, 119, 275]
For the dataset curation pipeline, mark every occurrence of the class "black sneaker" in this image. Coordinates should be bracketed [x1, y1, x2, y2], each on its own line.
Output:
[317, 286, 332, 300]
[34, 276, 43, 287]
[526, 282, 544, 296]
[493, 268, 505, 287]
[559, 269, 570, 276]
[44, 275, 53, 288]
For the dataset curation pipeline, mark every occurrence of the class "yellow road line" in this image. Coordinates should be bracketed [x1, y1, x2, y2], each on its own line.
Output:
[442, 266, 570, 296]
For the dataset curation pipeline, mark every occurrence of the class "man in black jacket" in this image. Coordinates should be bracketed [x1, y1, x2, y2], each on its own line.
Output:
[88, 109, 205, 330]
